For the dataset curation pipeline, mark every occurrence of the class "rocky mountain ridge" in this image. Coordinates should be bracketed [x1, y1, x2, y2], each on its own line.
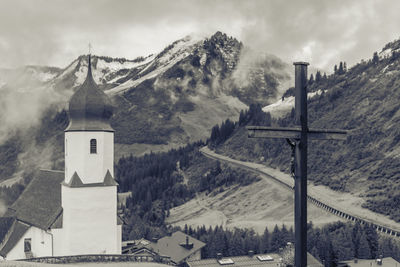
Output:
[0, 31, 291, 183]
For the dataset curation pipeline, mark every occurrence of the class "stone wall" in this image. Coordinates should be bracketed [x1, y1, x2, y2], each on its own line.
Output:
[19, 254, 173, 265]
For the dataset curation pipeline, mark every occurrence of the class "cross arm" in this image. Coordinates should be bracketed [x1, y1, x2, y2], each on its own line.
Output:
[246, 126, 347, 141]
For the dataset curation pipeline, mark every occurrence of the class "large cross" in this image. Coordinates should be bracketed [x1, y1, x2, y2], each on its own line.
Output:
[247, 62, 347, 267]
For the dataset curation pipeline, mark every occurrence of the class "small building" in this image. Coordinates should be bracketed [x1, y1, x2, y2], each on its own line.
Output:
[339, 257, 400, 267]
[123, 231, 205, 266]
[150, 231, 205, 265]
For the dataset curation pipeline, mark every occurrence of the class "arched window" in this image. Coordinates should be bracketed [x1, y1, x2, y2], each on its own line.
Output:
[90, 139, 97, 154]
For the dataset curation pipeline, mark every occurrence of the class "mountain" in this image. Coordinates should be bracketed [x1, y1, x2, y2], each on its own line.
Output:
[212, 37, 400, 222]
[0, 31, 292, 184]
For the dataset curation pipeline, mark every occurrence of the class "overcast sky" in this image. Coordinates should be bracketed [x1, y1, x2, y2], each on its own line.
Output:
[1, 0, 400, 72]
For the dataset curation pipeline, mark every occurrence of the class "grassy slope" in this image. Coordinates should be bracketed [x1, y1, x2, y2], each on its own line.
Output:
[215, 54, 400, 222]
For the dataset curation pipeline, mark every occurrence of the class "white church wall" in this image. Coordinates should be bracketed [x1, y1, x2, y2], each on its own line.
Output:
[61, 184, 119, 255]
[65, 131, 114, 184]
[6, 226, 52, 260]
[51, 227, 65, 256]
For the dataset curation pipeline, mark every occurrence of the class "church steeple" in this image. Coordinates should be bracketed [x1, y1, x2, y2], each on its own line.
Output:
[66, 54, 114, 132]
[60, 52, 121, 256]
[64, 54, 116, 185]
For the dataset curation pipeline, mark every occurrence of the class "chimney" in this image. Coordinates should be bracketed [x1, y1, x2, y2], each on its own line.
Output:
[377, 258, 382, 265]
[217, 253, 223, 260]
[186, 236, 189, 246]
[248, 250, 254, 257]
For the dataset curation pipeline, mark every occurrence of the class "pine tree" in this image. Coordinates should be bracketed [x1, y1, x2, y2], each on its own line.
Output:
[332, 228, 354, 261]
[363, 224, 379, 258]
[229, 232, 244, 256]
[352, 223, 362, 257]
[316, 71, 322, 83]
[260, 226, 270, 253]
[357, 232, 371, 259]
[281, 224, 290, 248]
[270, 225, 282, 252]
[334, 64, 338, 74]
[338, 62, 344, 75]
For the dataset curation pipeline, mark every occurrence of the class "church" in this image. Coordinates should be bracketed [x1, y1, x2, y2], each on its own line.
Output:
[0, 55, 122, 260]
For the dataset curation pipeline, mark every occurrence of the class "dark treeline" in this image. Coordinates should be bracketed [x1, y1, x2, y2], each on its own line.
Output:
[184, 224, 293, 259]
[0, 183, 24, 207]
[209, 103, 272, 147]
[307, 221, 400, 265]
[116, 142, 203, 232]
[182, 221, 400, 265]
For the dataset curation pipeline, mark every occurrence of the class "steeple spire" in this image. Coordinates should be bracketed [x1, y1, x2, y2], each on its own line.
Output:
[87, 54, 93, 79]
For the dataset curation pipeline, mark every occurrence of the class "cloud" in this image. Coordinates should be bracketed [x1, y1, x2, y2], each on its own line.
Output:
[1, 0, 400, 73]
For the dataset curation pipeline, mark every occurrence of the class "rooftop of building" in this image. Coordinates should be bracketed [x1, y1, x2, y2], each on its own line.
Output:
[339, 257, 400, 267]
[187, 252, 323, 267]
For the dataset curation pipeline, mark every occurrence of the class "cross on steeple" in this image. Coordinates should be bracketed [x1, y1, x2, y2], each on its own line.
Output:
[88, 43, 92, 55]
[247, 62, 347, 267]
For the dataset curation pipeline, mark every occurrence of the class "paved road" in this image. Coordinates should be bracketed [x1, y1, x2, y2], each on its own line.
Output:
[200, 146, 400, 237]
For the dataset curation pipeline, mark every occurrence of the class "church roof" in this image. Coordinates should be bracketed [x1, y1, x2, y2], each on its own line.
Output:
[0, 217, 14, 243]
[66, 55, 114, 132]
[5, 169, 64, 230]
[0, 220, 30, 257]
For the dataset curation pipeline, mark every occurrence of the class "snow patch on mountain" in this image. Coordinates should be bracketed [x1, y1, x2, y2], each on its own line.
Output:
[263, 90, 324, 118]
[106, 37, 202, 95]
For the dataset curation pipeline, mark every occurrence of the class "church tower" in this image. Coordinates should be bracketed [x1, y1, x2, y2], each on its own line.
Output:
[59, 55, 121, 255]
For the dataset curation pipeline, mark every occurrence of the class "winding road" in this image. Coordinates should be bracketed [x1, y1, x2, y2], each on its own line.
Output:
[200, 146, 400, 238]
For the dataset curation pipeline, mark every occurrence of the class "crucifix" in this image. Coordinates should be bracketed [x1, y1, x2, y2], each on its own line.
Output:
[89, 43, 92, 54]
[247, 62, 347, 267]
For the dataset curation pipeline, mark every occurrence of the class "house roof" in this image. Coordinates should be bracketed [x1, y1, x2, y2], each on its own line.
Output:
[187, 253, 281, 267]
[187, 253, 322, 267]
[150, 231, 206, 264]
[0, 220, 30, 257]
[340, 257, 400, 267]
[5, 169, 64, 230]
[0, 217, 15, 243]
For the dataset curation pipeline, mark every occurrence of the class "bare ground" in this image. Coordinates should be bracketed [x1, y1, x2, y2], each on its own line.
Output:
[167, 157, 342, 233]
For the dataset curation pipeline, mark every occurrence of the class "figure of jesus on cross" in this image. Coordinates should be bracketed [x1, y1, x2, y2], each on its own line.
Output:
[247, 62, 347, 267]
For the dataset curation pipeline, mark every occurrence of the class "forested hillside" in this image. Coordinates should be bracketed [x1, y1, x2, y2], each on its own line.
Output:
[115, 141, 260, 240]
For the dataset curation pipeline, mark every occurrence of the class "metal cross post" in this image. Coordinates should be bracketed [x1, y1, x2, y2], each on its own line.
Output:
[89, 43, 92, 55]
[247, 62, 347, 267]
